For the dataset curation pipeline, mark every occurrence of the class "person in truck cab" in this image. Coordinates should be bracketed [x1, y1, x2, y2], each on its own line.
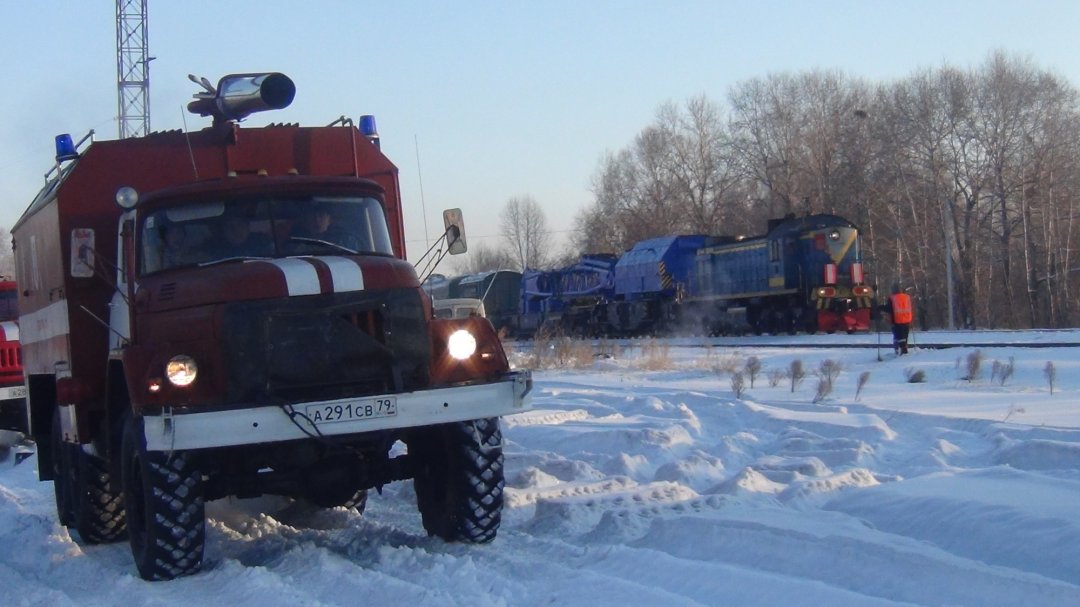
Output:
[160, 223, 195, 269]
[293, 205, 334, 239]
[289, 204, 359, 252]
[212, 214, 273, 259]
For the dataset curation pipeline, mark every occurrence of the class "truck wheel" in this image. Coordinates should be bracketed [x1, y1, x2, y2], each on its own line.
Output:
[51, 409, 126, 543]
[75, 453, 127, 543]
[121, 415, 205, 581]
[411, 418, 504, 544]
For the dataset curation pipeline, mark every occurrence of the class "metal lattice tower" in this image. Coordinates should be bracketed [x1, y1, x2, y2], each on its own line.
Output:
[116, 0, 149, 139]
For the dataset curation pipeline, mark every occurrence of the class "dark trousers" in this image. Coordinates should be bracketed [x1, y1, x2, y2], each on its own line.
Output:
[891, 323, 911, 354]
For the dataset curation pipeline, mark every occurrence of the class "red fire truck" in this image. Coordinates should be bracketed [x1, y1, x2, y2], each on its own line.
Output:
[0, 279, 26, 434]
[12, 73, 530, 580]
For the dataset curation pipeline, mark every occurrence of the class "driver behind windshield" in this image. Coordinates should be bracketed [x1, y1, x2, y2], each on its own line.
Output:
[211, 213, 273, 259]
[293, 205, 339, 240]
[289, 204, 360, 252]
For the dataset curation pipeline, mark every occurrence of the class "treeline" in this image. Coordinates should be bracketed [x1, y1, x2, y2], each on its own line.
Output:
[575, 51, 1080, 330]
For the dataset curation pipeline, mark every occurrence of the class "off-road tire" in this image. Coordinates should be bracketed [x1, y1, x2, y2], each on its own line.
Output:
[122, 415, 205, 581]
[51, 409, 126, 543]
[75, 452, 127, 543]
[411, 418, 504, 543]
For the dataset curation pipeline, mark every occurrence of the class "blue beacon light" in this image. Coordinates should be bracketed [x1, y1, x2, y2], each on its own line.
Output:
[359, 115, 380, 150]
[55, 134, 79, 162]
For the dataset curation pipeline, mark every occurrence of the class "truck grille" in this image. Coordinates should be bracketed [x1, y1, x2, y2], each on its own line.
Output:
[222, 288, 431, 405]
[0, 343, 20, 371]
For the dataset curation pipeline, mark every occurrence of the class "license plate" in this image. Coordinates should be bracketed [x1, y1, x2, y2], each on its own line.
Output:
[0, 385, 26, 400]
[305, 397, 397, 425]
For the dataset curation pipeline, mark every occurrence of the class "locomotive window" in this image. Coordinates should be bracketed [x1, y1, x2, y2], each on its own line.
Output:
[769, 240, 780, 262]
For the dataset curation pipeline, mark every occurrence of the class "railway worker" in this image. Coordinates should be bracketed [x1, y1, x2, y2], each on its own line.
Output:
[880, 284, 914, 355]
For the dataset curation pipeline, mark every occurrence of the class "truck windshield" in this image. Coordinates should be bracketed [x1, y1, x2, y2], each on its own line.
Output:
[140, 195, 394, 274]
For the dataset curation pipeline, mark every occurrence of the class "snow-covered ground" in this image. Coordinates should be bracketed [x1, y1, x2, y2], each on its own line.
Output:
[2, 331, 1080, 606]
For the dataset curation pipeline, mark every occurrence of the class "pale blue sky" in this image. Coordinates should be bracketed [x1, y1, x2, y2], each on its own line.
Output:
[2, 1, 1079, 261]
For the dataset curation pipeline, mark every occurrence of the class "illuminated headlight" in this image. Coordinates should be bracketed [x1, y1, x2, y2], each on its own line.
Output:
[447, 329, 477, 360]
[165, 355, 198, 387]
[828, 230, 841, 241]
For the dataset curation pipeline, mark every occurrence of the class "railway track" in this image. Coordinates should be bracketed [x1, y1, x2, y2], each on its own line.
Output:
[504, 330, 1080, 351]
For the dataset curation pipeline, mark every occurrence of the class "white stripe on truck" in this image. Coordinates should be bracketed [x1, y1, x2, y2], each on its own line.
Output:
[321, 257, 365, 292]
[252, 258, 321, 296]
[0, 321, 19, 341]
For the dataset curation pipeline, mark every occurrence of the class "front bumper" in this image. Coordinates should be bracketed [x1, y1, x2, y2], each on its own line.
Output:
[143, 371, 532, 452]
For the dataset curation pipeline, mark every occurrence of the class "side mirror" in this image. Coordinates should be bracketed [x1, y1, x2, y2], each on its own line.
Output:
[443, 208, 467, 255]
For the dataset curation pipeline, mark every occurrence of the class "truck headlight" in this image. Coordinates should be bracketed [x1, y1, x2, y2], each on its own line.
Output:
[166, 355, 198, 387]
[447, 329, 477, 360]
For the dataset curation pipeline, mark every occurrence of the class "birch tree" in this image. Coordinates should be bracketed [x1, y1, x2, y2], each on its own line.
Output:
[500, 195, 551, 271]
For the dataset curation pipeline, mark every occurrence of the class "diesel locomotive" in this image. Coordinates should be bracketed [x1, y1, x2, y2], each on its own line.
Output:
[432, 213, 874, 337]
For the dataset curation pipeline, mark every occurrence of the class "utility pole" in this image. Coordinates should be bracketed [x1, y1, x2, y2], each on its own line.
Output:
[941, 191, 957, 330]
[116, 0, 150, 139]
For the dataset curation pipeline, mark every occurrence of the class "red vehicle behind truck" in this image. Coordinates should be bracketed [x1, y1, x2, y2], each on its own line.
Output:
[0, 279, 26, 433]
[12, 73, 530, 580]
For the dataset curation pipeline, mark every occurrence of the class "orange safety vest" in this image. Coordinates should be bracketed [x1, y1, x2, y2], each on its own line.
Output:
[889, 293, 913, 324]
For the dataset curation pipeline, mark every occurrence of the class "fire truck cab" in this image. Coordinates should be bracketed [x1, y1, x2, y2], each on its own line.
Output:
[13, 73, 530, 580]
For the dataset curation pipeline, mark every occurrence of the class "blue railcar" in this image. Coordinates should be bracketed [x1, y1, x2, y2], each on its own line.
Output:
[520, 255, 616, 336]
[605, 236, 714, 334]
[613, 236, 711, 298]
[519, 268, 561, 336]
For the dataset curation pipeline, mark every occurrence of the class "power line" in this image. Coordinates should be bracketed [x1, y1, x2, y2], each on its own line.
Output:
[403, 227, 583, 245]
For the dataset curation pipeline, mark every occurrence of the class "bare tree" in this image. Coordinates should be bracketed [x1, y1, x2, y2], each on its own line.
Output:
[873, 53, 1080, 329]
[728, 72, 807, 217]
[500, 195, 551, 271]
[573, 52, 1080, 329]
[580, 97, 748, 253]
[657, 97, 740, 235]
[578, 151, 635, 254]
[452, 242, 515, 274]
